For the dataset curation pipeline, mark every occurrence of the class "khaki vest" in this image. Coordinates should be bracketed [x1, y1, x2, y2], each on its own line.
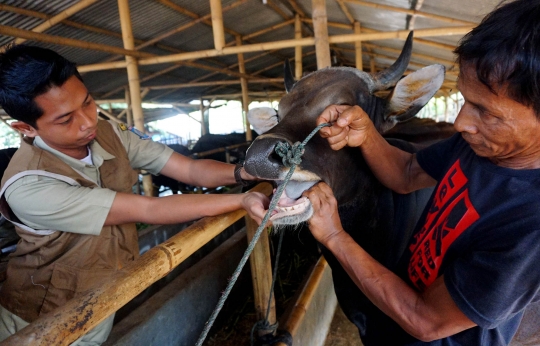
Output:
[0, 120, 139, 322]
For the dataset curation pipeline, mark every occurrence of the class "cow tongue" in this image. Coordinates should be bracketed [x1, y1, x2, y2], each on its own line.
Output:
[270, 181, 316, 220]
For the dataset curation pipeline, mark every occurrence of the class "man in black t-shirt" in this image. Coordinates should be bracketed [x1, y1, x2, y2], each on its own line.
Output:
[300, 0, 540, 345]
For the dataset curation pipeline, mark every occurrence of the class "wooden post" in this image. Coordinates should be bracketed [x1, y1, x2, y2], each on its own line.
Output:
[311, 0, 331, 69]
[125, 86, 133, 127]
[245, 217, 276, 324]
[200, 98, 210, 136]
[210, 0, 225, 51]
[236, 36, 252, 141]
[354, 21, 363, 70]
[294, 14, 303, 79]
[118, 0, 153, 197]
[370, 55, 376, 73]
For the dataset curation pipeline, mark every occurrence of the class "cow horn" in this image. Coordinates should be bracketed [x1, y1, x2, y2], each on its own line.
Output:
[284, 60, 295, 93]
[371, 31, 414, 91]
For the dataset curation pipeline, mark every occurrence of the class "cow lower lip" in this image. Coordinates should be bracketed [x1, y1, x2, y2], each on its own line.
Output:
[270, 180, 318, 223]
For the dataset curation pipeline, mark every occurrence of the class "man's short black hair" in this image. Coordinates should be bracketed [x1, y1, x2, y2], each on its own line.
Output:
[454, 0, 540, 116]
[0, 45, 83, 128]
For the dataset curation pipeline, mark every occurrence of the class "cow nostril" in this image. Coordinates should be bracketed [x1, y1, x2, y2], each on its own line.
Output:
[268, 148, 284, 166]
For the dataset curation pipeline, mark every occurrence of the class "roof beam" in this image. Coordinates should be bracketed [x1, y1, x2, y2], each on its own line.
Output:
[0, 25, 151, 58]
[14, 0, 99, 44]
[344, 0, 476, 26]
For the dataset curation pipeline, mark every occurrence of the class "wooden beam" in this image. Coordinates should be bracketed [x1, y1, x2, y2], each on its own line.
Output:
[295, 14, 303, 79]
[118, 0, 153, 197]
[14, 0, 99, 44]
[311, 0, 331, 69]
[145, 78, 283, 90]
[75, 26, 472, 71]
[354, 21, 363, 70]
[336, 0, 355, 24]
[0, 25, 150, 58]
[210, 0, 226, 51]
[236, 36, 252, 141]
[344, 0, 476, 26]
[136, 0, 246, 51]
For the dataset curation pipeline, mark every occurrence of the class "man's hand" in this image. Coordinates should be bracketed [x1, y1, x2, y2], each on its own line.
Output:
[241, 192, 270, 224]
[303, 182, 345, 246]
[317, 105, 375, 150]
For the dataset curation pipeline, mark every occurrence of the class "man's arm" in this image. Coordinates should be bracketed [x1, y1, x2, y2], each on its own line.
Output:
[159, 152, 254, 188]
[317, 105, 436, 194]
[303, 183, 476, 341]
[105, 190, 269, 226]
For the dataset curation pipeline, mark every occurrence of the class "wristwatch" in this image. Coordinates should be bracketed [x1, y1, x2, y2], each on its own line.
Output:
[234, 162, 250, 186]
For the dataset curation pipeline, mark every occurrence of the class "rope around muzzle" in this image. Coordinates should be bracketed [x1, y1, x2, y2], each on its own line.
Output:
[195, 122, 331, 346]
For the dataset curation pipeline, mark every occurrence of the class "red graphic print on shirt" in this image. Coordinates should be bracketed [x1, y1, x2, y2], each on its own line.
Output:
[408, 160, 480, 291]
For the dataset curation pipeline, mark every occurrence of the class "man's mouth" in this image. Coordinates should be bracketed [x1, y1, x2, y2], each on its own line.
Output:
[270, 180, 318, 224]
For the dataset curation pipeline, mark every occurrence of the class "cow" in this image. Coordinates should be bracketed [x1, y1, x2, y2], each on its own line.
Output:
[151, 144, 193, 194]
[243, 32, 447, 343]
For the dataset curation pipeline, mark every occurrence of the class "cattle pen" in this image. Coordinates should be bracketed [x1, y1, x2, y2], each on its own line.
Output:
[1, 0, 535, 345]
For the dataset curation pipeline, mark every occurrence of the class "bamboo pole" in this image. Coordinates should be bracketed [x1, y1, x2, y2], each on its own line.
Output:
[0, 25, 149, 58]
[354, 21, 363, 70]
[14, 0, 99, 44]
[295, 14, 303, 79]
[236, 36, 253, 141]
[275, 257, 329, 346]
[75, 26, 471, 72]
[336, 0, 355, 24]
[200, 98, 208, 136]
[118, 0, 153, 198]
[74, 26, 472, 72]
[2, 182, 273, 346]
[246, 219, 276, 324]
[210, 0, 226, 51]
[312, 0, 331, 69]
[125, 87, 133, 127]
[345, 0, 476, 26]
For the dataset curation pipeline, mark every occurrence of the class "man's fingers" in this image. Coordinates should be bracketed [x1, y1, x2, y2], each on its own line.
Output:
[317, 104, 352, 125]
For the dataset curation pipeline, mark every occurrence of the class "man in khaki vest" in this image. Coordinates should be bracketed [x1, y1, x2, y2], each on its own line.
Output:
[0, 45, 269, 345]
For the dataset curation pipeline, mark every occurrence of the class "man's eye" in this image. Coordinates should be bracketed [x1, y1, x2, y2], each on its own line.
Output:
[60, 118, 72, 125]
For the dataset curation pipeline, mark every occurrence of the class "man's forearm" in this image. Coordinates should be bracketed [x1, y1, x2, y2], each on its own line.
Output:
[323, 231, 474, 341]
[105, 192, 244, 226]
[188, 159, 236, 187]
[360, 126, 418, 194]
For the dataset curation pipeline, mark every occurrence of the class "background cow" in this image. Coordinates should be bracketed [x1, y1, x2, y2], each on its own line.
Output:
[243, 33, 450, 343]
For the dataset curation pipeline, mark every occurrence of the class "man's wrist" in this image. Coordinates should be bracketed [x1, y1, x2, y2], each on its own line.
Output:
[234, 163, 250, 186]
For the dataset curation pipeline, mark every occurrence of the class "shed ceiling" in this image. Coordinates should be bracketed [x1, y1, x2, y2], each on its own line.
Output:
[0, 0, 502, 122]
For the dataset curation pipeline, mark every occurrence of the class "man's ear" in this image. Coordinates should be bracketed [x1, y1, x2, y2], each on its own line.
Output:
[10, 121, 38, 137]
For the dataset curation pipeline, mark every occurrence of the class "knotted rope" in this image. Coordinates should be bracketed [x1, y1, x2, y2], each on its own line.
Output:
[195, 122, 331, 346]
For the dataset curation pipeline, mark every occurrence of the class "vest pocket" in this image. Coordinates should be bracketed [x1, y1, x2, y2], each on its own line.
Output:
[39, 263, 115, 316]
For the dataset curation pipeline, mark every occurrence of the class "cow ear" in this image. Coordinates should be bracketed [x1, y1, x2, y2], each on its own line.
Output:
[247, 107, 279, 134]
[284, 60, 295, 93]
[385, 64, 445, 125]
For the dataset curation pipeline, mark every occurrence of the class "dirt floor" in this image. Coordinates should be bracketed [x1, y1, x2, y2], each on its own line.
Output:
[324, 306, 364, 346]
[203, 227, 321, 346]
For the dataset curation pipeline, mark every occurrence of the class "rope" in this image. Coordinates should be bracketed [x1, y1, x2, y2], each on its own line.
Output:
[195, 122, 331, 346]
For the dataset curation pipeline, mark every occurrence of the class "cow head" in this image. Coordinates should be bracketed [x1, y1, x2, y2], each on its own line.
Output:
[244, 32, 444, 225]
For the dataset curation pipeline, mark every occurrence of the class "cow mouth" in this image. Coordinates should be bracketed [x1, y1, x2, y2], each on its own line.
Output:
[270, 180, 318, 225]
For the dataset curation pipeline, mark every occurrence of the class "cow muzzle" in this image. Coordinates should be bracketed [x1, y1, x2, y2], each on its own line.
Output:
[245, 134, 321, 225]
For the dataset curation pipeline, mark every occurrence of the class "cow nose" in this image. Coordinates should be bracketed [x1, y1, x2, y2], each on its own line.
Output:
[244, 135, 290, 178]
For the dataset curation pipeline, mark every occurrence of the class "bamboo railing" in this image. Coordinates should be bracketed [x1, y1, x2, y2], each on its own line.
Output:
[1, 182, 273, 346]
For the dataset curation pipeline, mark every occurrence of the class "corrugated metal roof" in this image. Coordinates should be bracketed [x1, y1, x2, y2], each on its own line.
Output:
[0, 0, 504, 121]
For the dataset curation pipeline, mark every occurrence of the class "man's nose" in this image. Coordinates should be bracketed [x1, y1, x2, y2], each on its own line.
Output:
[453, 105, 477, 134]
[78, 108, 97, 130]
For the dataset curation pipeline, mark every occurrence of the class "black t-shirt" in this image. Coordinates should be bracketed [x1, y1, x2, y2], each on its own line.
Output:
[394, 133, 540, 345]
